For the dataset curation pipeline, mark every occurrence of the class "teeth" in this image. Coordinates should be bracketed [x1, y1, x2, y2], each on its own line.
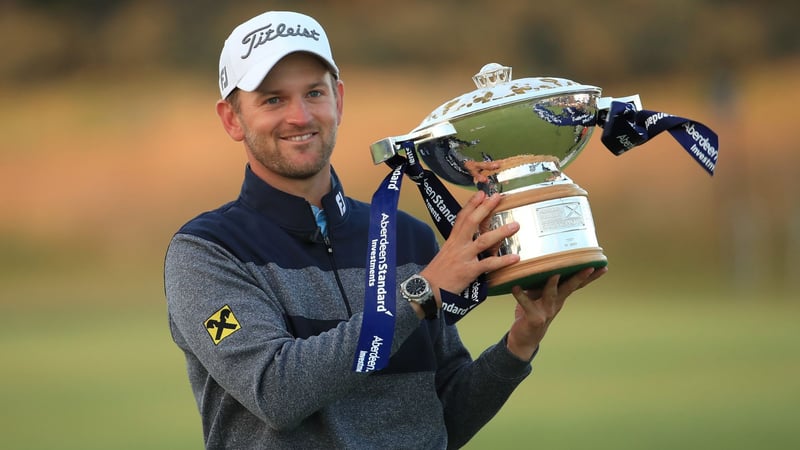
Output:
[286, 133, 313, 142]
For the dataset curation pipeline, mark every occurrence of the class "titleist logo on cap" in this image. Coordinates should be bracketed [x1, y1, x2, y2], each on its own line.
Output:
[240, 23, 322, 59]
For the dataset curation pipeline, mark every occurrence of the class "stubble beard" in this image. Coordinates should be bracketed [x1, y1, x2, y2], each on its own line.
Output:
[244, 127, 336, 180]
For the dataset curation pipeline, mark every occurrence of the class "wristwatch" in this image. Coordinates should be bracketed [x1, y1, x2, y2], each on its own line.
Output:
[400, 274, 437, 320]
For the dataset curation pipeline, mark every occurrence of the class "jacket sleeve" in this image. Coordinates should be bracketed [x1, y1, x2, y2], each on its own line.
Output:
[433, 313, 534, 449]
[164, 233, 423, 431]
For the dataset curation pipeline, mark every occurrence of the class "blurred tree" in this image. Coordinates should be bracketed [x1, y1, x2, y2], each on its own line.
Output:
[0, 0, 796, 84]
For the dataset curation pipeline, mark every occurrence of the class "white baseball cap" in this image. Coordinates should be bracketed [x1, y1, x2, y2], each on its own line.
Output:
[218, 11, 339, 99]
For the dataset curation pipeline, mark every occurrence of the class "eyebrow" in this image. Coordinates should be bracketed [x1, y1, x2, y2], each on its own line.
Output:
[259, 79, 331, 97]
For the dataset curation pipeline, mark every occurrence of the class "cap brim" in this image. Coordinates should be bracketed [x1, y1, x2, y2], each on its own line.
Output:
[236, 51, 339, 93]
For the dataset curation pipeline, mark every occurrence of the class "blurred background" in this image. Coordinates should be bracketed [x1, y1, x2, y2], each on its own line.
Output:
[1, 0, 797, 449]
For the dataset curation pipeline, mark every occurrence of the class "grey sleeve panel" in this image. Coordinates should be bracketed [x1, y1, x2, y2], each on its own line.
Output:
[165, 233, 423, 431]
[433, 320, 533, 448]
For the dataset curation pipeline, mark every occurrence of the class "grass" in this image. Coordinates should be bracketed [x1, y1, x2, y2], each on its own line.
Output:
[458, 287, 800, 449]
[1, 264, 797, 450]
[0, 307, 202, 449]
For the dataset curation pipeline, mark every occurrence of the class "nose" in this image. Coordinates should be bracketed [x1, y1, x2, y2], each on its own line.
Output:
[285, 97, 312, 126]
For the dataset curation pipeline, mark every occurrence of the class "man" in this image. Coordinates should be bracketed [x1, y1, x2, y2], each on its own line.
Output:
[164, 10, 605, 449]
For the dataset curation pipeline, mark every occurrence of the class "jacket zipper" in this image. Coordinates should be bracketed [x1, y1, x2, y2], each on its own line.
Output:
[323, 233, 353, 317]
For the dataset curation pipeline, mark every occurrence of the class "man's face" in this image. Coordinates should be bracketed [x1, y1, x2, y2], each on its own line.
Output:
[233, 52, 343, 181]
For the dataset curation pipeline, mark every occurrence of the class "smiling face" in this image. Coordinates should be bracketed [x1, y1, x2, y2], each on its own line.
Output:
[217, 52, 344, 197]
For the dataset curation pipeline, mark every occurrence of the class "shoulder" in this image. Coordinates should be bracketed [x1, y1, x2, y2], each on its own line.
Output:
[176, 201, 239, 238]
[170, 199, 279, 264]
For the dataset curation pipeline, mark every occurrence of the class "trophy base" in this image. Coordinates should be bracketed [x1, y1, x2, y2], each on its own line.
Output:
[483, 182, 606, 296]
[486, 248, 607, 296]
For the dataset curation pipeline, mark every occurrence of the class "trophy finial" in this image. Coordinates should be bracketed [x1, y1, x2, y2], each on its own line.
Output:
[472, 63, 512, 88]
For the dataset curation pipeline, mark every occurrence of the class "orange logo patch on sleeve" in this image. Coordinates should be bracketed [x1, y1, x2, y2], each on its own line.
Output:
[204, 305, 241, 345]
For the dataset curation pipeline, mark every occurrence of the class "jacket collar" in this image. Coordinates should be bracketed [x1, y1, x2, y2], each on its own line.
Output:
[238, 164, 349, 234]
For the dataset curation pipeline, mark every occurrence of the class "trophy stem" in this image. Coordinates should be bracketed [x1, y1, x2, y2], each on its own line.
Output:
[485, 183, 608, 295]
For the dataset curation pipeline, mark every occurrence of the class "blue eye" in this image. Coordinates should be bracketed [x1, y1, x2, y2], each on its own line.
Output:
[308, 90, 322, 98]
[265, 97, 281, 105]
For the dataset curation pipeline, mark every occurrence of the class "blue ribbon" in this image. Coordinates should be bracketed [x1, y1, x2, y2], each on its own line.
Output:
[599, 101, 719, 175]
[352, 165, 403, 373]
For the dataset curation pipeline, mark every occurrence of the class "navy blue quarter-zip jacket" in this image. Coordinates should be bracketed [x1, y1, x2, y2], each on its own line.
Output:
[165, 165, 533, 449]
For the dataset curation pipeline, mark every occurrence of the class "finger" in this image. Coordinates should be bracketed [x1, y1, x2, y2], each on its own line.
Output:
[455, 192, 502, 232]
[514, 274, 559, 307]
[464, 190, 487, 209]
[582, 266, 608, 287]
[570, 266, 606, 291]
[542, 274, 561, 301]
[561, 268, 595, 293]
[457, 190, 488, 218]
[476, 252, 521, 274]
[546, 274, 571, 318]
[472, 221, 519, 254]
[446, 192, 486, 242]
[510, 285, 530, 308]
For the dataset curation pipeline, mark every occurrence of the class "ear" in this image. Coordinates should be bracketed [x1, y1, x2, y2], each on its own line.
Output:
[216, 99, 245, 142]
[335, 79, 345, 126]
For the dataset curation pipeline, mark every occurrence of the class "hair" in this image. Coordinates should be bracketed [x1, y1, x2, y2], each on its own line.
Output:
[226, 89, 242, 113]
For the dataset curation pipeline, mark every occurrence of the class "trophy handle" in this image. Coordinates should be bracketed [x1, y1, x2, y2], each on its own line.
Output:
[596, 94, 642, 126]
[370, 122, 457, 165]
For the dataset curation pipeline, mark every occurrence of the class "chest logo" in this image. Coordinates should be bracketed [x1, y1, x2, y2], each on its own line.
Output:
[204, 305, 241, 345]
[335, 191, 347, 217]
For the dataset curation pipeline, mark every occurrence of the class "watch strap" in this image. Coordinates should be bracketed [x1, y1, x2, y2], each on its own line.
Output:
[417, 295, 438, 320]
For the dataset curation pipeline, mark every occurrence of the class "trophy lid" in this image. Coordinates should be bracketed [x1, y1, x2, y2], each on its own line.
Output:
[413, 63, 601, 132]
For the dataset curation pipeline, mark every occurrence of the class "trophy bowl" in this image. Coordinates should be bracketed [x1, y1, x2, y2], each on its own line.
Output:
[371, 63, 640, 295]
[412, 64, 600, 190]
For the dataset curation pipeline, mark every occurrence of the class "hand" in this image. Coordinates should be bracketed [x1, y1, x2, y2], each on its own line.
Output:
[420, 191, 521, 303]
[506, 266, 607, 360]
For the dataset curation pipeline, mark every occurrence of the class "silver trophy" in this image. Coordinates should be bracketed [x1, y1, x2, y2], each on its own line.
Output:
[371, 63, 642, 295]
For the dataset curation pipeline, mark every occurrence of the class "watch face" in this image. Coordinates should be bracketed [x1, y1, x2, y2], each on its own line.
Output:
[405, 277, 428, 297]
